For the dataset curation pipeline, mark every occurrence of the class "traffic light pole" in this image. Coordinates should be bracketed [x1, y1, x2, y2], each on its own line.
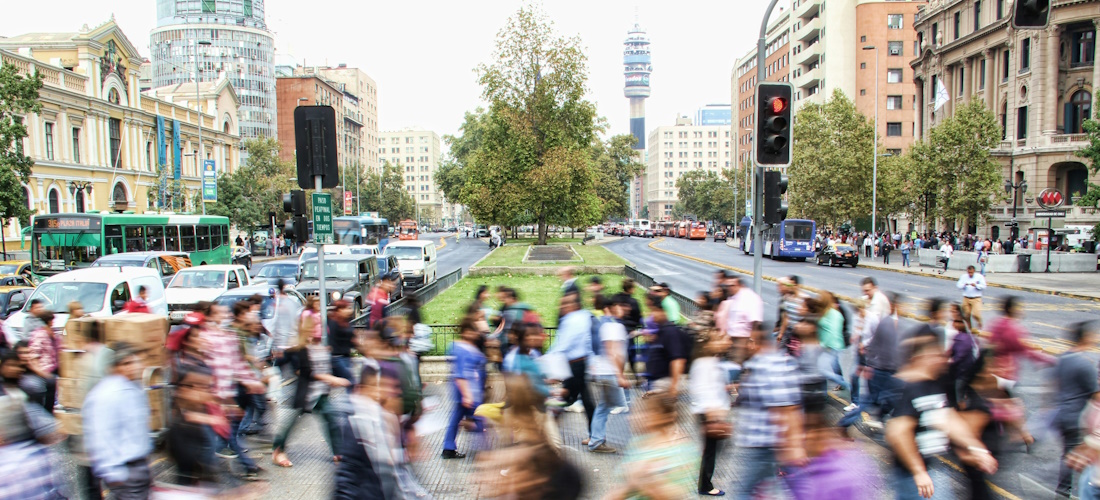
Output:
[315, 175, 328, 341]
[752, 0, 783, 296]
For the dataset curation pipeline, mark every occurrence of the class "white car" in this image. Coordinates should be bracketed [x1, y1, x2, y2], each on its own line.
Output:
[165, 265, 251, 322]
[297, 245, 351, 264]
[3, 267, 167, 344]
[348, 244, 380, 256]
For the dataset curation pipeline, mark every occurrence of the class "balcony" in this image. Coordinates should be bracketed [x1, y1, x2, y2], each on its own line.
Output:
[793, 42, 821, 66]
[796, 16, 823, 42]
[1050, 133, 1089, 145]
[793, 64, 822, 89]
[794, 0, 820, 20]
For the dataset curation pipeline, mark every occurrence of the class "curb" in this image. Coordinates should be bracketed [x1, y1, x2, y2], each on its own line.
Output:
[858, 257, 1100, 303]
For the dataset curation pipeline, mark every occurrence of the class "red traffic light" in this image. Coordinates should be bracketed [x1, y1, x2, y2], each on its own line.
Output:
[770, 97, 788, 114]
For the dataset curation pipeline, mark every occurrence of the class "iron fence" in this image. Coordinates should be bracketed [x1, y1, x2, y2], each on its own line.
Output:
[351, 268, 465, 327]
[416, 324, 559, 356]
[623, 265, 699, 319]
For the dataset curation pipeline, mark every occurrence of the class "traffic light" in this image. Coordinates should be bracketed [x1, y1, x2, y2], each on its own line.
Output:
[284, 216, 309, 244]
[755, 82, 793, 166]
[1012, 0, 1049, 29]
[282, 190, 306, 216]
[764, 170, 789, 224]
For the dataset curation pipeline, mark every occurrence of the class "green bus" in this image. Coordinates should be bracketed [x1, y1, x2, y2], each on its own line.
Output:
[31, 213, 232, 276]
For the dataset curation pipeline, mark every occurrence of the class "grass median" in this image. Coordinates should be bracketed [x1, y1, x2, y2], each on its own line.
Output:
[473, 243, 628, 268]
[421, 273, 628, 324]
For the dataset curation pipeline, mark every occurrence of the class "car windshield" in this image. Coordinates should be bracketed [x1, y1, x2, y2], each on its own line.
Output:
[169, 270, 226, 289]
[301, 261, 358, 280]
[29, 282, 108, 313]
[91, 259, 145, 268]
[834, 245, 855, 252]
[216, 294, 276, 319]
[0, 265, 20, 274]
[256, 264, 298, 278]
[385, 246, 423, 260]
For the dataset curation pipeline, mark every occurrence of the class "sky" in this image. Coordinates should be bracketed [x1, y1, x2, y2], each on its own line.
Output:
[0, 0, 778, 148]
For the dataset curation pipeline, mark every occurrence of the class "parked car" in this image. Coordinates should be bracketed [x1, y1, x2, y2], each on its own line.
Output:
[232, 246, 253, 270]
[0, 275, 34, 287]
[0, 261, 33, 280]
[384, 240, 438, 290]
[298, 244, 351, 264]
[214, 284, 305, 335]
[252, 261, 302, 287]
[817, 243, 860, 267]
[166, 265, 252, 323]
[91, 251, 192, 286]
[0, 286, 33, 321]
[295, 255, 379, 318]
[349, 244, 380, 256]
[713, 231, 728, 242]
[375, 254, 403, 300]
[4, 267, 167, 342]
[642, 229, 654, 238]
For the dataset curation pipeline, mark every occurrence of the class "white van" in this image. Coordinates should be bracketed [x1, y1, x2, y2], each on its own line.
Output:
[383, 240, 438, 290]
[3, 267, 167, 343]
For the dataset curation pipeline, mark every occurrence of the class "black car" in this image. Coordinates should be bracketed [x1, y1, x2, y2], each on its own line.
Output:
[375, 254, 404, 300]
[0, 287, 33, 320]
[295, 255, 380, 318]
[713, 231, 727, 242]
[817, 243, 860, 267]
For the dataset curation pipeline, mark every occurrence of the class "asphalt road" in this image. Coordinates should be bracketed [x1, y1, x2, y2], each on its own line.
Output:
[606, 235, 1095, 499]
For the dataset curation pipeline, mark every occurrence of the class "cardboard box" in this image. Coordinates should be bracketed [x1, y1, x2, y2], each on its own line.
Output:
[57, 377, 86, 409]
[58, 349, 86, 379]
[102, 314, 168, 351]
[56, 409, 82, 435]
[147, 387, 165, 431]
[62, 317, 100, 349]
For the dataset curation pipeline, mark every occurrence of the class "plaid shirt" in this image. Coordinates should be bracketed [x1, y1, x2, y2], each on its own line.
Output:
[0, 441, 67, 499]
[735, 351, 801, 448]
[202, 327, 258, 401]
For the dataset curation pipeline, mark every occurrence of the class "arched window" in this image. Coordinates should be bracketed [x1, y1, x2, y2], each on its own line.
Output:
[1067, 90, 1092, 134]
[112, 182, 127, 205]
[23, 186, 31, 211]
[108, 87, 120, 105]
[48, 189, 60, 214]
[76, 190, 85, 213]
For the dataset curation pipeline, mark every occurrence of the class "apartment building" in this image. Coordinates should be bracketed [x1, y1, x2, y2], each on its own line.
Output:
[646, 117, 733, 220]
[732, 9, 792, 167]
[378, 128, 443, 225]
[912, 0, 1100, 236]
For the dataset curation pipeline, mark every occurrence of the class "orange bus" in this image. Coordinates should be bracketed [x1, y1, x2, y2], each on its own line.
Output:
[398, 220, 418, 240]
[676, 222, 688, 238]
[689, 222, 707, 240]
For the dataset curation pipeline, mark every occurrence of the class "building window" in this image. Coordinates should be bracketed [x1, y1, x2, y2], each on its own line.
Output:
[860, 89, 867, 96]
[75, 190, 85, 213]
[888, 41, 903, 56]
[44, 123, 54, 160]
[1020, 38, 1031, 72]
[861, 62, 867, 69]
[243, 0, 253, 17]
[954, 12, 961, 40]
[886, 122, 903, 136]
[1003, 50, 1010, 80]
[958, 67, 965, 96]
[109, 118, 121, 168]
[979, 59, 987, 89]
[1071, 30, 1095, 67]
[1001, 102, 1009, 140]
[887, 68, 903, 83]
[1017, 106, 1028, 139]
[48, 189, 60, 214]
[974, 1, 982, 31]
[886, 148, 903, 156]
[861, 35, 867, 43]
[72, 127, 81, 163]
[887, 95, 903, 109]
[932, 23, 940, 46]
[997, 0, 1004, 19]
[887, 14, 904, 29]
[1067, 90, 1092, 134]
[201, 0, 215, 13]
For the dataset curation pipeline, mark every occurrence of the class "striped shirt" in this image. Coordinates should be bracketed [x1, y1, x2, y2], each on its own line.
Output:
[735, 351, 801, 448]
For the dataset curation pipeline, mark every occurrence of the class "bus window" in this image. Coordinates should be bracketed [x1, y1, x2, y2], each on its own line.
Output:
[124, 226, 146, 252]
[181, 225, 196, 252]
[784, 222, 814, 241]
[105, 225, 123, 255]
[197, 225, 211, 251]
[214, 225, 227, 247]
[147, 226, 165, 251]
[165, 226, 180, 252]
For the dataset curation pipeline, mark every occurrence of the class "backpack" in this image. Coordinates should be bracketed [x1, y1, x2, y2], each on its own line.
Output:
[837, 303, 852, 348]
[590, 313, 610, 356]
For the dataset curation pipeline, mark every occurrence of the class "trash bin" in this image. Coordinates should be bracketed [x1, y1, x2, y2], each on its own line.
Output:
[1017, 254, 1032, 273]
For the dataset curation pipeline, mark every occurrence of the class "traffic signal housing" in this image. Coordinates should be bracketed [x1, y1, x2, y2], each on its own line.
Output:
[755, 82, 793, 167]
[764, 170, 789, 224]
[284, 216, 309, 244]
[1011, 0, 1049, 29]
[282, 190, 306, 216]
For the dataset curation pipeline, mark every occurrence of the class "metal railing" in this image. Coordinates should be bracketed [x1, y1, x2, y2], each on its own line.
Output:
[351, 267, 465, 327]
[414, 324, 559, 356]
[623, 265, 700, 318]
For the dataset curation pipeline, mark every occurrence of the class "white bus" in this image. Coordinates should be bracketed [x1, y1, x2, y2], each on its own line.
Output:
[629, 219, 651, 231]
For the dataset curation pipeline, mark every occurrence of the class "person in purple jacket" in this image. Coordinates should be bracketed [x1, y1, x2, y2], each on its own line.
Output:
[785, 392, 879, 500]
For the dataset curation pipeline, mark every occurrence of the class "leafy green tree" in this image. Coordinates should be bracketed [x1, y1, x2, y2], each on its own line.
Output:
[1074, 94, 1100, 210]
[675, 169, 740, 224]
[590, 134, 645, 221]
[908, 100, 1003, 229]
[0, 62, 44, 233]
[639, 205, 649, 219]
[206, 138, 295, 233]
[468, 5, 601, 244]
[789, 90, 875, 228]
[875, 154, 921, 228]
[353, 161, 416, 223]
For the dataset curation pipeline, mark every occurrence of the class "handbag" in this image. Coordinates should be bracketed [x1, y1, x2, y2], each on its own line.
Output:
[704, 409, 732, 439]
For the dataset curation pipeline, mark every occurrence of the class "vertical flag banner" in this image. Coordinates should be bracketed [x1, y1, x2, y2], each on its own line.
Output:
[172, 119, 182, 180]
[202, 160, 217, 203]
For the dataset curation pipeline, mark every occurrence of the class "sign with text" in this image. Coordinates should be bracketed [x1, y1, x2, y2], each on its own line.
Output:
[202, 160, 217, 203]
[344, 191, 352, 213]
[1034, 210, 1067, 218]
[312, 192, 334, 244]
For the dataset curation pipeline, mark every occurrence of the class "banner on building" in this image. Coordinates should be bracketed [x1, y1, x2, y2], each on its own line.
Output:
[172, 120, 182, 180]
[202, 160, 217, 203]
[344, 191, 353, 213]
[156, 116, 166, 171]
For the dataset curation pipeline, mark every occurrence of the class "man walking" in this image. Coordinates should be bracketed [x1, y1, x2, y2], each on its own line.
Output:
[938, 239, 954, 274]
[1054, 322, 1098, 498]
[548, 292, 595, 431]
[716, 276, 763, 362]
[643, 293, 688, 398]
[957, 265, 986, 333]
[84, 342, 153, 499]
[586, 296, 629, 453]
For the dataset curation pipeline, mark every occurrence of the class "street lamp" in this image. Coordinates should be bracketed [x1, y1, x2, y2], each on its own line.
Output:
[1004, 176, 1028, 240]
[863, 45, 880, 233]
[68, 181, 92, 213]
[194, 39, 211, 215]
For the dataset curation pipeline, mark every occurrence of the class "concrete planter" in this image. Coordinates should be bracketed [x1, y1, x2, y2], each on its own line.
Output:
[468, 265, 627, 277]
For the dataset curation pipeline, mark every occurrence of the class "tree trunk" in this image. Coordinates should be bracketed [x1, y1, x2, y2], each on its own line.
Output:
[537, 215, 548, 245]
[570, 227, 575, 239]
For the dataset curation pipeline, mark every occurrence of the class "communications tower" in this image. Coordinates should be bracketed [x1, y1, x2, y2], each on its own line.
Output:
[623, 21, 652, 150]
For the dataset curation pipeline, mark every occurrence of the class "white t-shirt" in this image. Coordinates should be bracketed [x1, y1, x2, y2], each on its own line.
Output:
[868, 290, 891, 323]
[588, 320, 627, 376]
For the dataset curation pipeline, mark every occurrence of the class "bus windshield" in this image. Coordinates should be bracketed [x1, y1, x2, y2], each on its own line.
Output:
[784, 222, 814, 241]
[33, 232, 103, 271]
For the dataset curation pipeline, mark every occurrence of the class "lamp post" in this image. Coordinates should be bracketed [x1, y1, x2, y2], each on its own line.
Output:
[863, 45, 880, 233]
[68, 181, 92, 213]
[194, 39, 211, 215]
[1004, 177, 1028, 240]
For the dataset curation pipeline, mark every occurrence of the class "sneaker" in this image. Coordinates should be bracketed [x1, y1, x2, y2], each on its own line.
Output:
[843, 403, 859, 412]
[865, 419, 884, 432]
[441, 450, 466, 459]
[563, 401, 584, 413]
[589, 444, 617, 454]
[241, 467, 264, 481]
[546, 397, 568, 408]
[610, 406, 629, 415]
[216, 448, 239, 459]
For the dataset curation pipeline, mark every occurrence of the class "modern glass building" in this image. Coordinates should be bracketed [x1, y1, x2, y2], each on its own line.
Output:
[151, 0, 276, 141]
[695, 104, 733, 126]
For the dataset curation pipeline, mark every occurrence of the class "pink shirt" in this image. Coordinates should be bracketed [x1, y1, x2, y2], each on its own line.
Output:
[721, 288, 763, 338]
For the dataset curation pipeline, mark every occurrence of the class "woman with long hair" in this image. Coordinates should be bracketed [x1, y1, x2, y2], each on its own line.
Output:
[690, 329, 733, 496]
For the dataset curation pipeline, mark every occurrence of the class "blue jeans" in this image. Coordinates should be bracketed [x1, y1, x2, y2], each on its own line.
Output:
[818, 348, 849, 392]
[736, 446, 781, 500]
[902, 251, 910, 267]
[1080, 468, 1100, 500]
[839, 368, 898, 427]
[587, 375, 625, 450]
[443, 387, 484, 451]
[238, 392, 266, 438]
[215, 417, 257, 471]
[893, 460, 948, 500]
[331, 355, 354, 384]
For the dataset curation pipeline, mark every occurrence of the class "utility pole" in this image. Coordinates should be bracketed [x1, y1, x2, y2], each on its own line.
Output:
[752, 0, 783, 296]
[194, 38, 211, 214]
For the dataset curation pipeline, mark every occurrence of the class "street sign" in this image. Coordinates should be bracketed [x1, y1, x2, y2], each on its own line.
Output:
[1035, 210, 1067, 218]
[312, 193, 334, 244]
[344, 191, 353, 213]
[293, 106, 340, 190]
[202, 160, 217, 203]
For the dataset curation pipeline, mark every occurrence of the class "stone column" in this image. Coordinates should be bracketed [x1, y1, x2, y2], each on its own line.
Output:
[985, 49, 997, 109]
[1093, 20, 1100, 101]
[945, 64, 955, 117]
[1043, 26, 1061, 136]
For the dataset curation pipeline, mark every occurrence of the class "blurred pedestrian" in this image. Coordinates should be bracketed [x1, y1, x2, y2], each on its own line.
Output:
[84, 342, 154, 499]
[167, 365, 222, 487]
[0, 348, 68, 499]
[368, 273, 396, 329]
[690, 330, 733, 496]
[816, 291, 848, 393]
[72, 318, 111, 499]
[26, 310, 58, 412]
[716, 275, 762, 360]
[442, 316, 487, 459]
[642, 292, 688, 398]
[608, 393, 697, 499]
[988, 296, 1055, 449]
[123, 286, 152, 314]
[547, 292, 595, 426]
[586, 296, 629, 454]
[328, 300, 356, 384]
[612, 279, 643, 383]
[203, 304, 266, 479]
[784, 391, 880, 500]
[957, 266, 986, 334]
[1053, 322, 1098, 498]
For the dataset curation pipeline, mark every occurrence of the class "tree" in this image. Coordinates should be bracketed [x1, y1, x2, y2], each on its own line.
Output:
[675, 169, 740, 224]
[1074, 94, 1100, 210]
[788, 90, 875, 228]
[908, 100, 1003, 229]
[468, 5, 601, 244]
[875, 153, 922, 228]
[639, 205, 649, 219]
[206, 138, 295, 233]
[590, 134, 645, 221]
[0, 62, 44, 234]
[353, 161, 416, 223]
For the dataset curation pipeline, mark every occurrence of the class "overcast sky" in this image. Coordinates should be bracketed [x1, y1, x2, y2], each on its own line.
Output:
[0, 0, 778, 147]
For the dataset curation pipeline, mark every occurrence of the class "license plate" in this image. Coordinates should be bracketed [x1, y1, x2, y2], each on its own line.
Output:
[170, 311, 187, 321]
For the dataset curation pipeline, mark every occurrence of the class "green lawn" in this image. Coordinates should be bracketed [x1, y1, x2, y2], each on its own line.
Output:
[474, 244, 628, 268]
[421, 273, 628, 325]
